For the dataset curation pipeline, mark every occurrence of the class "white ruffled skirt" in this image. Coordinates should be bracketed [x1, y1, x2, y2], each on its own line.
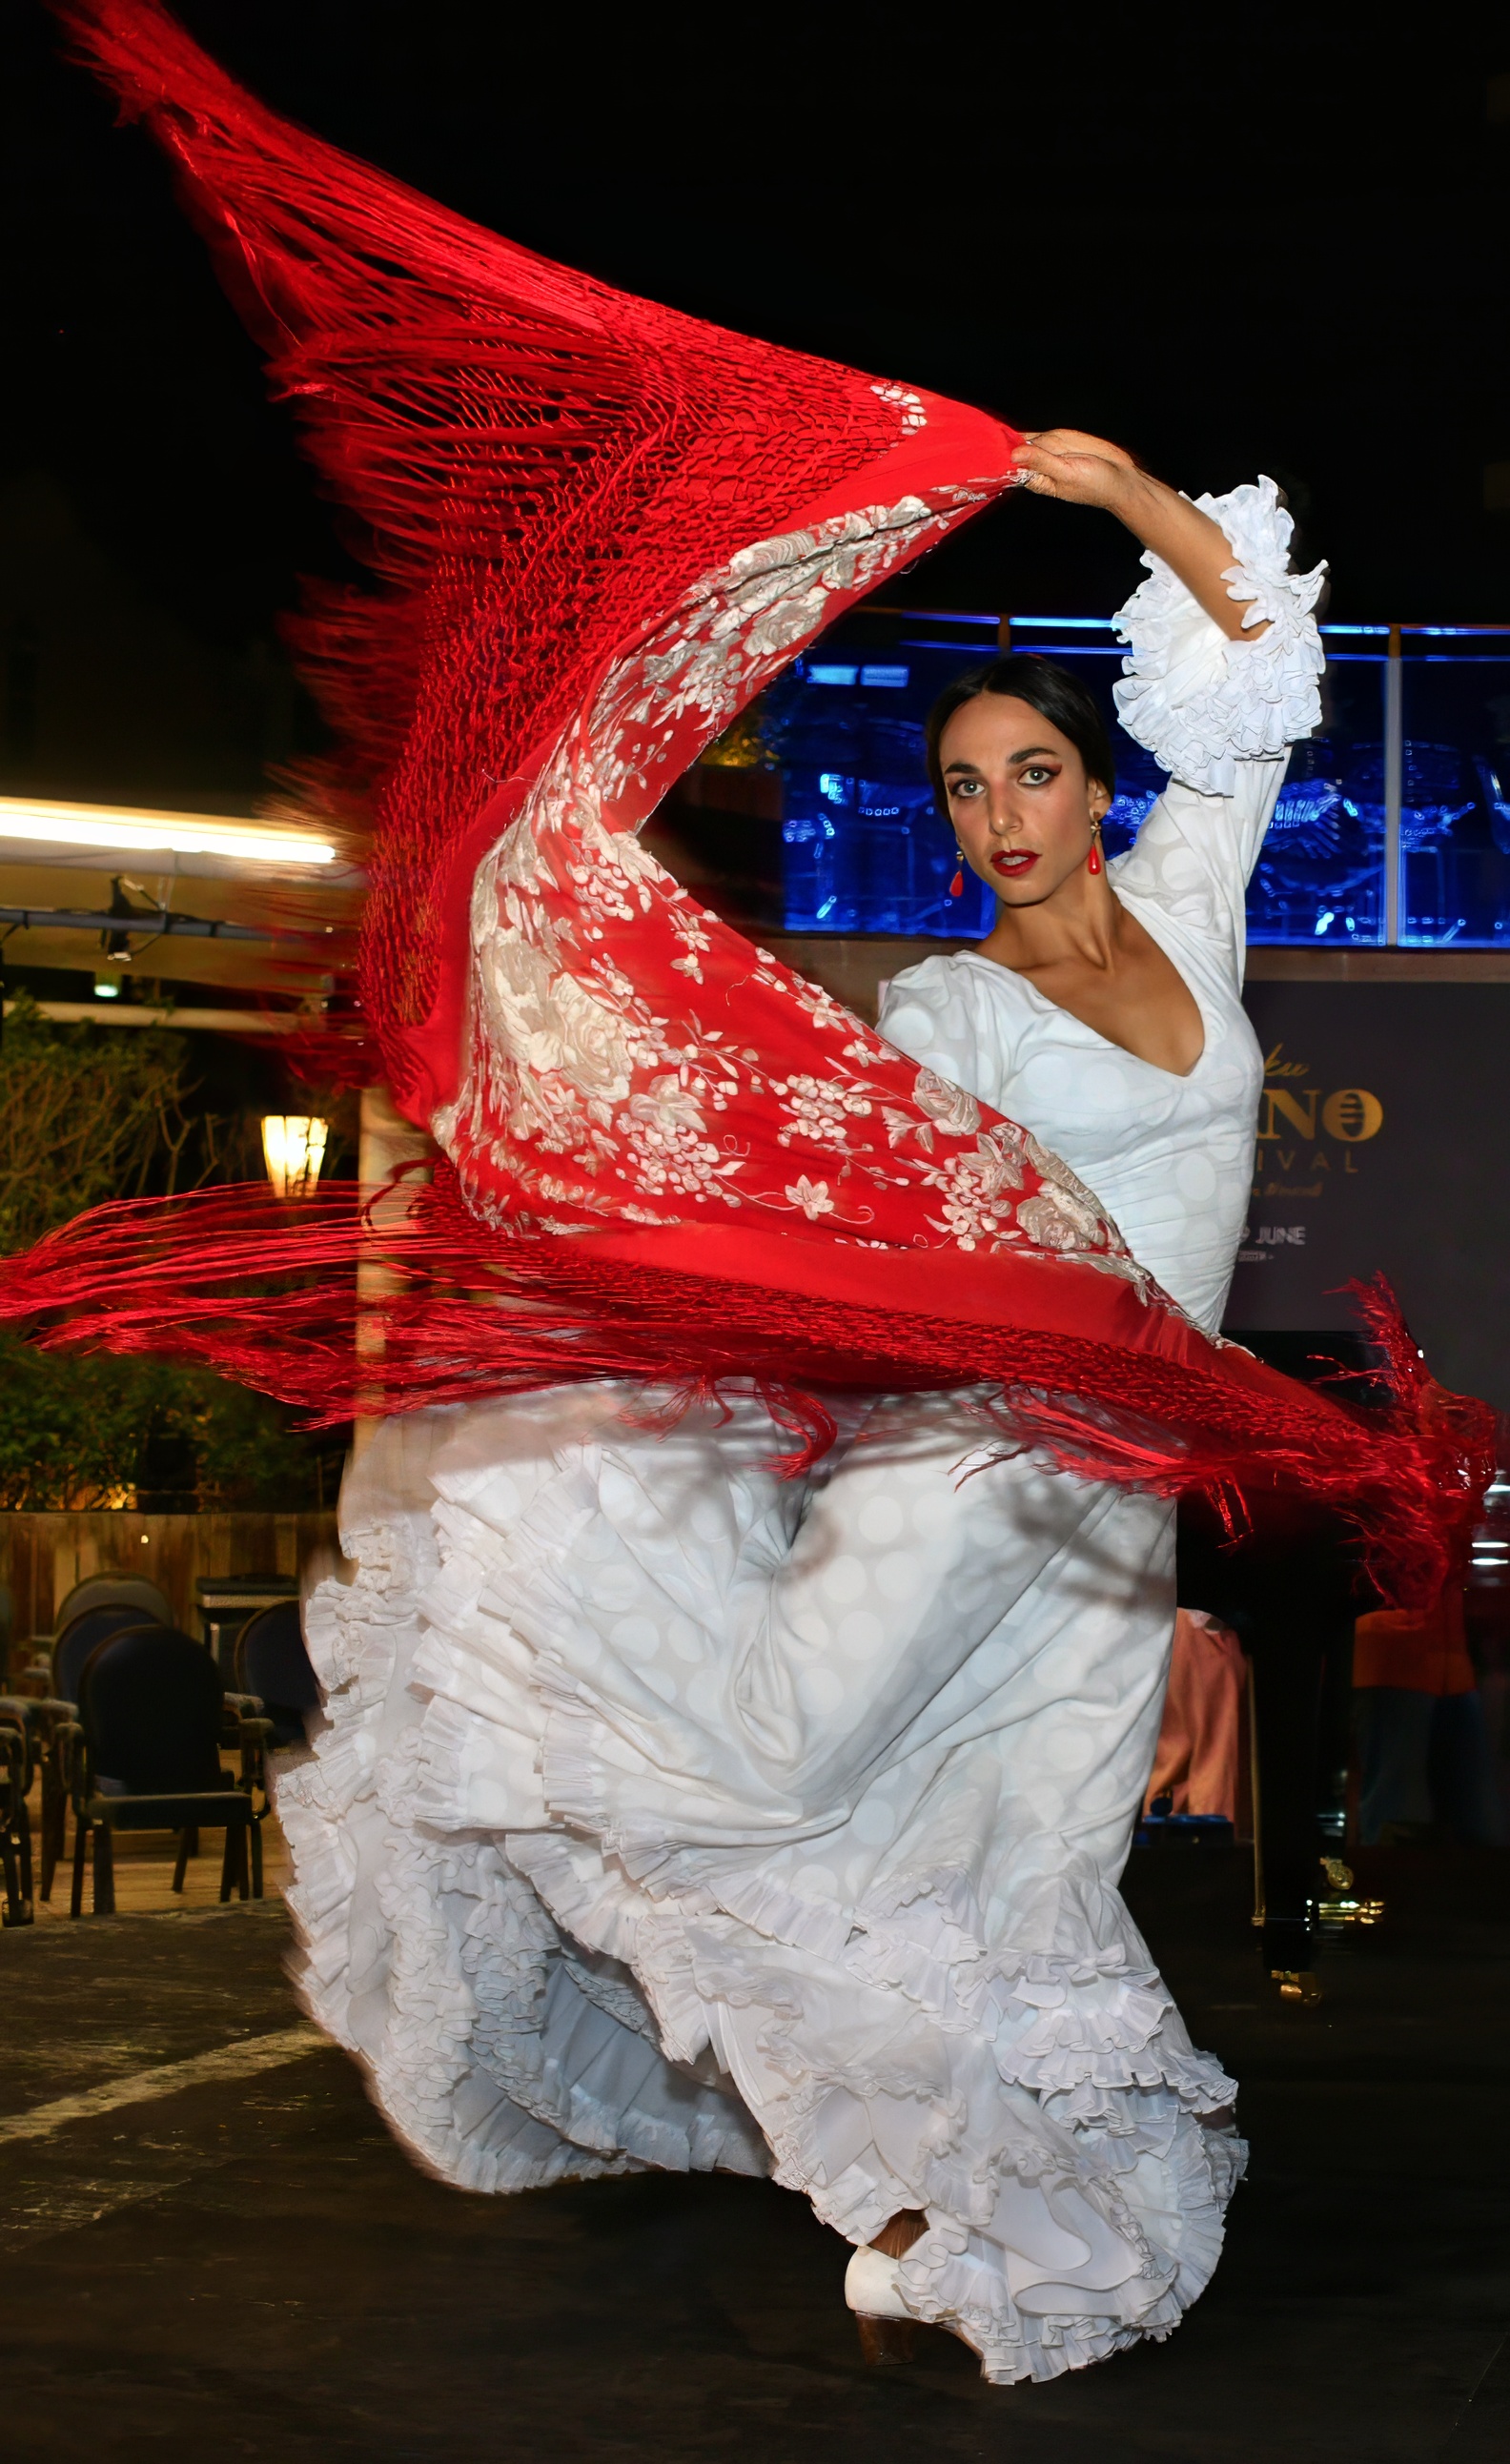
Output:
[277, 1385, 1243, 2385]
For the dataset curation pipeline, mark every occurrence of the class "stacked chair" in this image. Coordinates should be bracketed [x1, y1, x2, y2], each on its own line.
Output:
[33, 1590, 173, 1899]
[1, 1571, 313, 1917]
[235, 1601, 320, 1752]
[0, 1699, 32, 1924]
[68, 1624, 272, 1917]
[54, 1574, 173, 1636]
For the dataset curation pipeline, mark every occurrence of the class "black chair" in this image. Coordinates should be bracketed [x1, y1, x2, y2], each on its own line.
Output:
[0, 1652, 74, 1904]
[43, 1607, 163, 1901]
[235, 1601, 320, 1751]
[68, 1625, 271, 1918]
[53, 1574, 173, 1636]
[52, 1605, 159, 1708]
[196, 1574, 299, 1683]
[0, 1700, 33, 1924]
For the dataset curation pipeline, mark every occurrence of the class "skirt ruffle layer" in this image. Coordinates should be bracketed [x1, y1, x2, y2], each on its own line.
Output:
[278, 1388, 1243, 2384]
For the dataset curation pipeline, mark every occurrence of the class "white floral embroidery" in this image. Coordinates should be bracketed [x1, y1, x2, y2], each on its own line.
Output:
[788, 976, 852, 1036]
[921, 1139, 1026, 1252]
[785, 1176, 836, 1220]
[617, 1075, 744, 1205]
[1016, 1193, 1091, 1252]
[871, 381, 928, 432]
[1023, 1131, 1105, 1219]
[478, 939, 637, 1105]
[431, 490, 1197, 1320]
[774, 1074, 874, 1151]
[913, 1068, 981, 1137]
[668, 911, 712, 984]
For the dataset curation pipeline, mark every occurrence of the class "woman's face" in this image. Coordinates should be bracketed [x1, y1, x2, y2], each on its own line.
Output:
[938, 694, 1111, 906]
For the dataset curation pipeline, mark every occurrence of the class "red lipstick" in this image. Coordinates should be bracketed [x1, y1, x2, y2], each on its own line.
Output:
[990, 849, 1039, 878]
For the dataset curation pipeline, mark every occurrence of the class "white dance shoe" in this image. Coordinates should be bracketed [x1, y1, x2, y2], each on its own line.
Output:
[845, 2243, 920, 2364]
[845, 2244, 913, 2319]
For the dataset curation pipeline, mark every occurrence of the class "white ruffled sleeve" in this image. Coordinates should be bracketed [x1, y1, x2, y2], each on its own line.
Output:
[1108, 477, 1325, 979]
[1112, 475, 1325, 798]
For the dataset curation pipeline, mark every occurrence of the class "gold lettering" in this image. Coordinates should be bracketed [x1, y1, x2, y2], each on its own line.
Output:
[1263, 1044, 1310, 1079]
[1312, 1150, 1331, 1171]
[1321, 1088, 1384, 1143]
[1277, 1148, 1297, 1171]
[1344, 1151, 1360, 1174]
[1260, 1088, 1318, 1140]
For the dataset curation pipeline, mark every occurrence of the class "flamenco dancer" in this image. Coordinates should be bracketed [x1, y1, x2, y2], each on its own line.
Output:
[296, 445, 1309, 2382]
[25, 0, 1487, 2390]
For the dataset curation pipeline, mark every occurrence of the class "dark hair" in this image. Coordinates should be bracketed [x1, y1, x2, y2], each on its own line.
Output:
[925, 655, 1116, 815]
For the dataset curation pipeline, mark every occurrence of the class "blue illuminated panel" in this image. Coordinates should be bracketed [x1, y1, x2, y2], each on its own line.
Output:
[1246, 649, 1387, 945]
[767, 661, 996, 934]
[759, 613, 1510, 944]
[1398, 651, 1510, 945]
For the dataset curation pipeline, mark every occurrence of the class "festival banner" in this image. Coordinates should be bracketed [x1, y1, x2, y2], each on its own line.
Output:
[1226, 982, 1510, 1412]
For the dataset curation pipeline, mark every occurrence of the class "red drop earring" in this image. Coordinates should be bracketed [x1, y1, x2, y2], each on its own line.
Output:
[949, 849, 965, 898]
[1087, 825, 1103, 877]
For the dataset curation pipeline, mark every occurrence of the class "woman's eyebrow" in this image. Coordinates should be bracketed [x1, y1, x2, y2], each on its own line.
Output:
[944, 745, 1058, 773]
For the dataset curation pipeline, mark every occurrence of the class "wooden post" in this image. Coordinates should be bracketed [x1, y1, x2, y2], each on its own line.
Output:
[354, 1084, 437, 1456]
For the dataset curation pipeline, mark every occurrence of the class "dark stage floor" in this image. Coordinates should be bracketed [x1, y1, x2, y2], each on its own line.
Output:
[1, 1849, 1506, 2464]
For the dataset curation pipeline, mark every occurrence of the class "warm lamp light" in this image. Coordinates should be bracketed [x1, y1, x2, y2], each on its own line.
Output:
[261, 1114, 329, 1199]
[0, 795, 336, 865]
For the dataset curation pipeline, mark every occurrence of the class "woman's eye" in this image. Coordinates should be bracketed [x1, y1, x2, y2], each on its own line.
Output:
[949, 779, 983, 798]
[1021, 765, 1054, 786]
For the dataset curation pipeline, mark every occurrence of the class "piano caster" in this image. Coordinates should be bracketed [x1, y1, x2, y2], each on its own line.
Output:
[1316, 1858, 1385, 1930]
[1272, 1968, 1323, 2006]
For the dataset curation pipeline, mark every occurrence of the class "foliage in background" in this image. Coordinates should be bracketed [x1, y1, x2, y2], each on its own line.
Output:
[0, 1331, 339, 1510]
[0, 996, 344, 1508]
[0, 994, 195, 1252]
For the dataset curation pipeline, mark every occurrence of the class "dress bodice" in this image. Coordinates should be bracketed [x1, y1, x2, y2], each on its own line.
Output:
[878, 476, 1325, 1336]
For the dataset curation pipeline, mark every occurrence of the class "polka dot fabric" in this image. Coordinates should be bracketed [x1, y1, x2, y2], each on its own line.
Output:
[285, 1387, 1233, 2389]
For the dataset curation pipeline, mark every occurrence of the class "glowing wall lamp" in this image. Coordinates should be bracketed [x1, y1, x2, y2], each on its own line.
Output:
[261, 1114, 329, 1200]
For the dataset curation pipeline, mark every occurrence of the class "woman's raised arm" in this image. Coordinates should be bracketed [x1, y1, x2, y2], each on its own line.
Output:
[1010, 430, 1270, 641]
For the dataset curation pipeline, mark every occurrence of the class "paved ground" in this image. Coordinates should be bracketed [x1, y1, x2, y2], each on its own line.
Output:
[0, 1847, 1506, 2463]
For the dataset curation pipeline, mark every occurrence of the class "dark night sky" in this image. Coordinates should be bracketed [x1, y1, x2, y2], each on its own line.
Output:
[4, 0, 1510, 774]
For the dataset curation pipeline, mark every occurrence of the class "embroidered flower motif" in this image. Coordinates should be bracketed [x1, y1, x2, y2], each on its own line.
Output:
[668, 910, 712, 984]
[1016, 1135, 1113, 1243]
[432, 497, 1202, 1332]
[913, 1068, 980, 1137]
[624, 1074, 706, 1136]
[479, 940, 638, 1106]
[775, 1073, 874, 1151]
[1016, 1193, 1089, 1252]
[920, 1139, 1025, 1251]
[618, 1074, 744, 1203]
[785, 1175, 835, 1219]
[871, 381, 928, 433]
[789, 977, 851, 1035]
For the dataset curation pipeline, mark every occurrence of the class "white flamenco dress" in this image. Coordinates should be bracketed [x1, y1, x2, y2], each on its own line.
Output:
[278, 479, 1324, 2385]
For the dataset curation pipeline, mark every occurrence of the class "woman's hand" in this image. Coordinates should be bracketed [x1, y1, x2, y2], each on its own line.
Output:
[1010, 429, 1268, 643]
[1010, 429, 1141, 513]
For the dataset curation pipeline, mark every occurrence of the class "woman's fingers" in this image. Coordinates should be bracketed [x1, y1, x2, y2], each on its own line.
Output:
[1010, 438, 1130, 507]
[1018, 427, 1134, 464]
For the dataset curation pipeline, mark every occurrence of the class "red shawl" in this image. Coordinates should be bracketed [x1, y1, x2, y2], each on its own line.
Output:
[8, 0, 1491, 1600]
